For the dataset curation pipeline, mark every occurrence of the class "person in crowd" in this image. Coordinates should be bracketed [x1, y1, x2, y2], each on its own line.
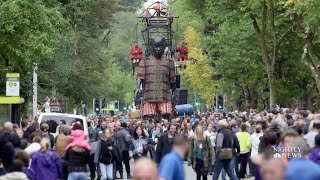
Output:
[158, 134, 190, 180]
[304, 120, 320, 149]
[40, 123, 55, 148]
[221, 121, 241, 180]
[236, 123, 251, 180]
[14, 150, 35, 180]
[93, 120, 108, 142]
[65, 125, 91, 180]
[213, 120, 239, 180]
[162, 119, 169, 132]
[306, 134, 320, 165]
[55, 120, 67, 135]
[250, 124, 263, 175]
[21, 120, 30, 142]
[280, 130, 299, 164]
[187, 123, 194, 139]
[94, 128, 120, 180]
[188, 125, 212, 180]
[43, 97, 51, 113]
[65, 122, 92, 153]
[114, 122, 132, 179]
[25, 134, 41, 157]
[131, 126, 151, 161]
[285, 137, 320, 180]
[179, 122, 188, 137]
[156, 123, 177, 163]
[0, 159, 28, 180]
[54, 125, 72, 180]
[0, 159, 6, 176]
[30, 138, 62, 180]
[258, 120, 281, 153]
[0, 126, 15, 172]
[10, 129, 22, 152]
[132, 158, 158, 180]
[260, 157, 285, 180]
[204, 122, 216, 167]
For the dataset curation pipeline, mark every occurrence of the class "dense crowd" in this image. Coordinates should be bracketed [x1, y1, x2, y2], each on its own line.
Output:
[1, 108, 320, 180]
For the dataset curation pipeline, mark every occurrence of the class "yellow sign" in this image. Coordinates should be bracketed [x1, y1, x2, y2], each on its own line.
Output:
[6, 73, 20, 78]
[0, 97, 25, 104]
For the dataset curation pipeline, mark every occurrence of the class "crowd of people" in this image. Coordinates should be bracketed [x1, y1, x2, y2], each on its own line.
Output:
[1, 108, 320, 180]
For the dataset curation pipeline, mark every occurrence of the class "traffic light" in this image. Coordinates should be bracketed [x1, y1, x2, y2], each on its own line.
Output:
[101, 98, 106, 108]
[94, 98, 100, 113]
[216, 95, 224, 110]
[114, 101, 119, 112]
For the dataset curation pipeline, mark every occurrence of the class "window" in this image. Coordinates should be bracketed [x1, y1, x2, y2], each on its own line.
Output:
[41, 115, 84, 133]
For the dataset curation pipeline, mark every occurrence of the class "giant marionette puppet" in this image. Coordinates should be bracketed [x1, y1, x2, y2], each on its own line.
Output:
[137, 34, 176, 116]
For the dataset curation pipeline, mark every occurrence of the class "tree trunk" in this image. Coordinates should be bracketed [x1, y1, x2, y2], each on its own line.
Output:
[243, 85, 252, 110]
[268, 71, 277, 108]
[249, 87, 258, 109]
[303, 29, 320, 94]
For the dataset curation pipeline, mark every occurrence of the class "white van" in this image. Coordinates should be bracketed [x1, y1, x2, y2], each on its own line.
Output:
[38, 113, 89, 137]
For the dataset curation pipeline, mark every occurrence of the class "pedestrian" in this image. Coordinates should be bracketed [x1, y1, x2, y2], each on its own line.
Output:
[64, 123, 91, 180]
[250, 124, 263, 175]
[114, 122, 132, 179]
[188, 125, 213, 180]
[54, 125, 72, 180]
[158, 134, 190, 180]
[94, 128, 120, 180]
[65, 122, 92, 152]
[304, 120, 320, 149]
[155, 123, 177, 163]
[132, 158, 158, 180]
[24, 133, 41, 157]
[14, 150, 35, 180]
[21, 120, 30, 142]
[204, 122, 216, 167]
[40, 123, 55, 148]
[131, 126, 151, 160]
[306, 134, 320, 165]
[213, 120, 239, 180]
[93, 120, 108, 142]
[0, 159, 28, 180]
[236, 123, 251, 180]
[30, 138, 62, 180]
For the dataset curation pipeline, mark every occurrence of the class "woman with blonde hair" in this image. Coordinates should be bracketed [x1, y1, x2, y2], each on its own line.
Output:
[30, 137, 62, 180]
[188, 125, 213, 180]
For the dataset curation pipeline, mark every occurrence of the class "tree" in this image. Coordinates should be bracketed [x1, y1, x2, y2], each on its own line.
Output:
[0, 0, 67, 113]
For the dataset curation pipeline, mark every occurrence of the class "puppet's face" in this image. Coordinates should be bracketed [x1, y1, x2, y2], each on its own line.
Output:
[151, 35, 166, 58]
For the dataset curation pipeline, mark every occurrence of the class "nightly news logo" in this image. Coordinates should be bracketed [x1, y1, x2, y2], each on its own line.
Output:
[273, 147, 302, 158]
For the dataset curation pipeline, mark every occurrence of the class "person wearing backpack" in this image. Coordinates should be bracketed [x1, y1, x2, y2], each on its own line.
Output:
[94, 128, 120, 180]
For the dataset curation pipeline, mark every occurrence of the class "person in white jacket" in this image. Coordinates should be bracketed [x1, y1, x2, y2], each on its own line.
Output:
[250, 124, 263, 175]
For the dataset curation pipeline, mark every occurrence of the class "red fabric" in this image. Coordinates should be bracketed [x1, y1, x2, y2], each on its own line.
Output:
[130, 46, 143, 60]
[176, 45, 188, 61]
[143, 103, 172, 116]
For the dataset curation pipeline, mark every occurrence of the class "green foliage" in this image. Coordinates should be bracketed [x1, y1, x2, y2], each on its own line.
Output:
[172, 0, 315, 109]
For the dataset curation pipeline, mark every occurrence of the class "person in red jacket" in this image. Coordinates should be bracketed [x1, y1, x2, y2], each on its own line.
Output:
[130, 42, 143, 64]
[176, 41, 188, 61]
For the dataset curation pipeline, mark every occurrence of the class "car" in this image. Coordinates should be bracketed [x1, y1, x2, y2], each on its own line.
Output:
[38, 113, 89, 138]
